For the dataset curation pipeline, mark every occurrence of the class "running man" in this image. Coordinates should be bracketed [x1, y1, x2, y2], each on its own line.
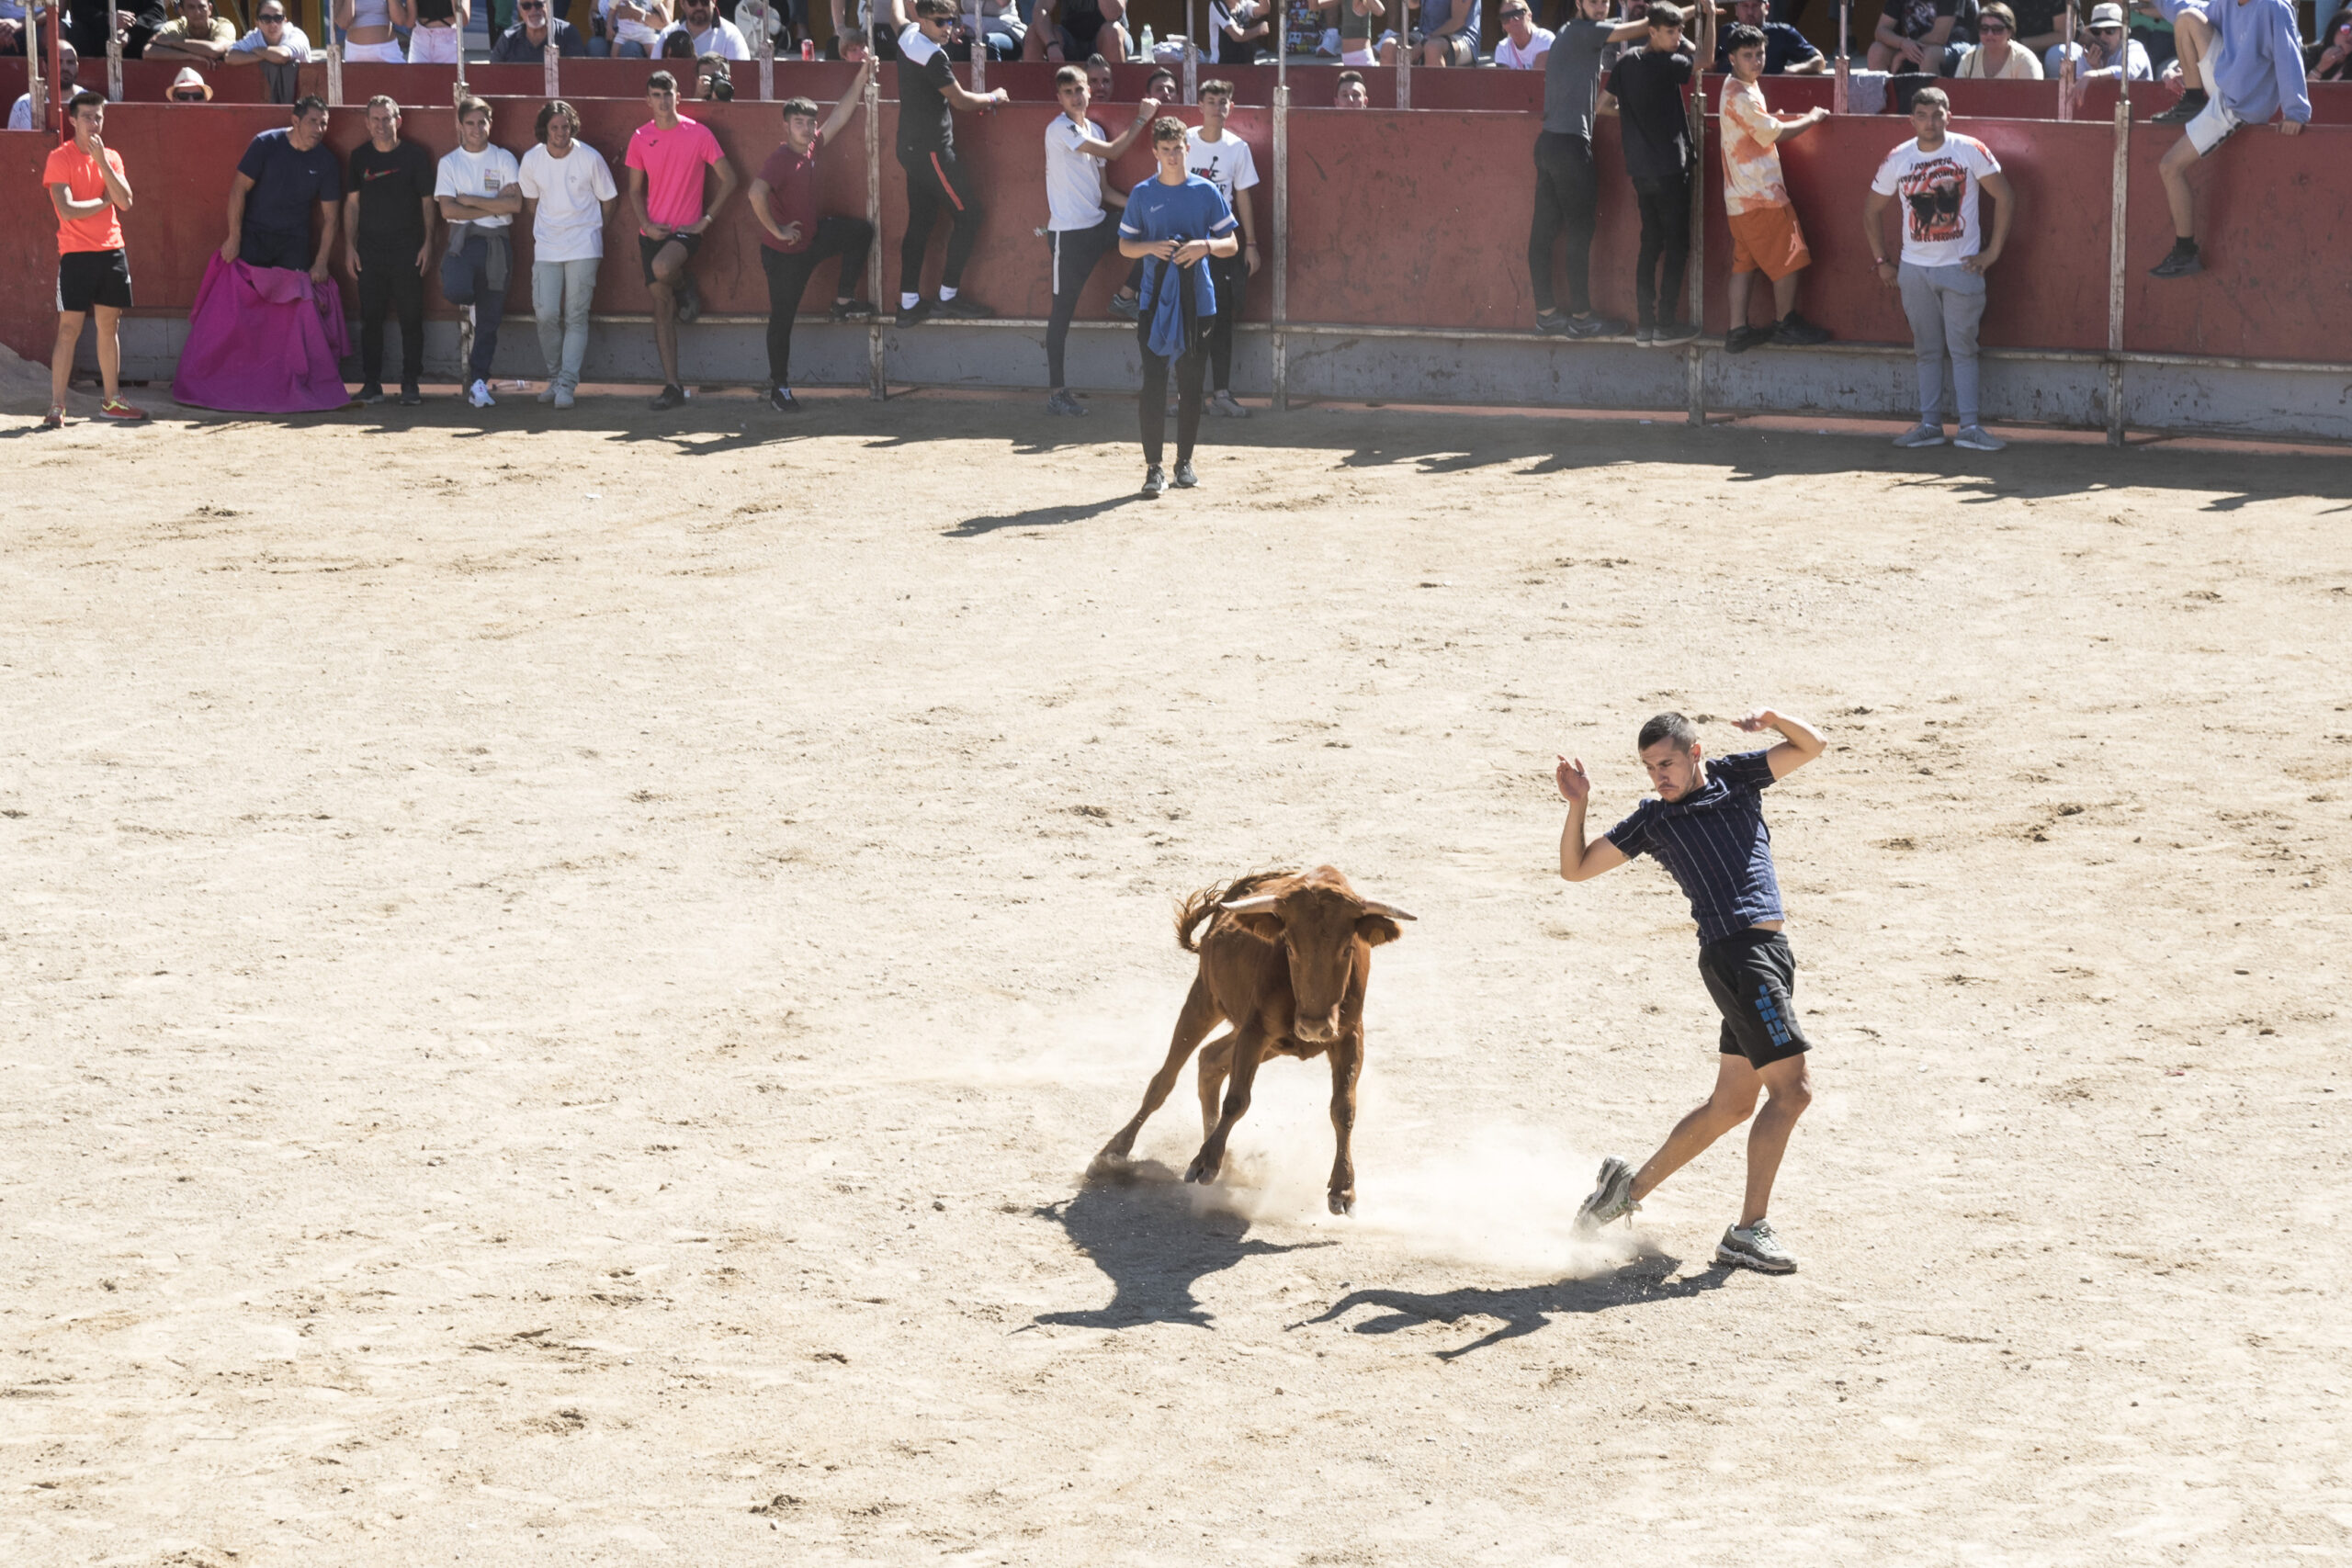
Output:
[895, 0, 1010, 326]
[1555, 707, 1826, 1274]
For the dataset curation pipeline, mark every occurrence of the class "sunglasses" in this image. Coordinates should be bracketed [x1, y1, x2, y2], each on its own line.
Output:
[171, 87, 206, 97]
[1977, 18, 2007, 28]
[258, 12, 285, 19]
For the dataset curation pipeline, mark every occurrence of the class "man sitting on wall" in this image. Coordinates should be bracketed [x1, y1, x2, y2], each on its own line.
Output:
[2147, 0, 2307, 277]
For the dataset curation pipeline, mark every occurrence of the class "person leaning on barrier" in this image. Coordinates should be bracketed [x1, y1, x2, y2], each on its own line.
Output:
[224, 0, 310, 63]
[894, 0, 1009, 326]
[1720, 23, 1831, 350]
[492, 0, 588, 57]
[345, 94, 436, 407]
[2048, 1, 2152, 78]
[751, 62, 880, 413]
[1952, 3, 2043, 76]
[1712, 0, 1821, 71]
[1868, 0, 1958, 73]
[1333, 66, 1369, 105]
[221, 94, 340, 280]
[1494, 1, 1555, 67]
[626, 69, 738, 409]
[2146, 0, 2306, 277]
[436, 95, 524, 411]
[1530, 0, 1649, 339]
[1865, 85, 2014, 452]
[44, 90, 145, 429]
[1042, 62, 1159, 414]
[1608, 0, 1713, 347]
[143, 0, 236, 62]
[519, 98, 618, 411]
[1022, 0, 1127, 63]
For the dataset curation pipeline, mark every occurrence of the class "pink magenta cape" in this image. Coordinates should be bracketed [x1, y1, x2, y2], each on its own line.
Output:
[172, 255, 352, 413]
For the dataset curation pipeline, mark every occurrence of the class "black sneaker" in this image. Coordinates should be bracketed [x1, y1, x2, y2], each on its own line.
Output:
[830, 298, 877, 321]
[934, 296, 996, 320]
[895, 299, 933, 328]
[2151, 89, 2207, 124]
[649, 383, 686, 412]
[1724, 322, 1775, 355]
[356, 382, 385, 404]
[1045, 389, 1088, 416]
[1109, 291, 1141, 321]
[673, 276, 702, 324]
[1654, 320, 1701, 347]
[2148, 245, 2204, 278]
[768, 386, 802, 413]
[1534, 310, 1572, 336]
[1173, 459, 1198, 489]
[1141, 465, 1167, 498]
[1774, 311, 1831, 346]
[399, 382, 422, 406]
[1563, 313, 1630, 339]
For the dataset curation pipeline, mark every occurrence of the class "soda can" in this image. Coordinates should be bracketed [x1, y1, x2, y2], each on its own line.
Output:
[801, 39, 814, 59]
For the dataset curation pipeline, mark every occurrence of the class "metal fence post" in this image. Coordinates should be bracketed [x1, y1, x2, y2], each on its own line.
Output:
[1396, 25, 1410, 107]
[107, 28, 123, 103]
[2106, 99, 2129, 446]
[1272, 80, 1289, 412]
[1687, 62, 1706, 426]
[544, 38, 561, 98]
[866, 72, 887, 399]
[760, 20, 774, 100]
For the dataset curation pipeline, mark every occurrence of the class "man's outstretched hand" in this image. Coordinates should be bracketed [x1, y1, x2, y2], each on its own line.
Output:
[1731, 708, 1780, 733]
[1555, 754, 1592, 804]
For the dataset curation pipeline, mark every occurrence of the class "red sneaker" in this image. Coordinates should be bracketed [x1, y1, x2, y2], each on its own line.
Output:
[41, 404, 64, 430]
[99, 398, 148, 422]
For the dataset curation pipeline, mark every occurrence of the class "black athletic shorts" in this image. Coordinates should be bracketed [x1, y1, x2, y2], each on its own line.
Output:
[1698, 927, 1810, 1068]
[57, 248, 132, 312]
[639, 229, 703, 287]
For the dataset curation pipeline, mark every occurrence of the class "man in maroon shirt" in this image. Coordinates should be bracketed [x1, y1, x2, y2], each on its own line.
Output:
[748, 57, 878, 413]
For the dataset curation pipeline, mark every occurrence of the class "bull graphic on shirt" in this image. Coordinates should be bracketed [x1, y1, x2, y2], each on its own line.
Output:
[1899, 157, 1970, 246]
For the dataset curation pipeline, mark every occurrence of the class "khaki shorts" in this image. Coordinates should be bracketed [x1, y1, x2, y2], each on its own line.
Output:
[1727, 201, 1812, 280]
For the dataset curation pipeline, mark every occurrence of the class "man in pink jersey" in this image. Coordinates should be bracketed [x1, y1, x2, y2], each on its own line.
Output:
[626, 69, 741, 411]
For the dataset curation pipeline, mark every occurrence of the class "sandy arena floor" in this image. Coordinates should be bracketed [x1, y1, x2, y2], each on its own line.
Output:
[1, 388, 2347, 1566]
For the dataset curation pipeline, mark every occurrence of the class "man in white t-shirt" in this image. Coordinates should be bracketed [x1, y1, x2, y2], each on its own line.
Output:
[1862, 86, 2015, 453]
[519, 99, 618, 411]
[1186, 79, 1261, 417]
[657, 0, 749, 55]
[1494, 0, 1554, 65]
[435, 96, 525, 411]
[1042, 62, 1159, 415]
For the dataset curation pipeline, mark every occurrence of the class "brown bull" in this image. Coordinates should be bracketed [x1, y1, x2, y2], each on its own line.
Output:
[1092, 866, 1414, 1214]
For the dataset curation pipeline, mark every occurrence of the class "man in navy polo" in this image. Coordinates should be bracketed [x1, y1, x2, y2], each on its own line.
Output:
[1555, 706, 1827, 1273]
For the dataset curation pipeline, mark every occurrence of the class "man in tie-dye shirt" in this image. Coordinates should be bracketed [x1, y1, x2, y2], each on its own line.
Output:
[1718, 23, 1833, 353]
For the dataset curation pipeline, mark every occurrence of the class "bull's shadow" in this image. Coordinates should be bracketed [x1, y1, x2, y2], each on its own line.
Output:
[1300, 1256, 1736, 1360]
[1032, 1162, 1335, 1330]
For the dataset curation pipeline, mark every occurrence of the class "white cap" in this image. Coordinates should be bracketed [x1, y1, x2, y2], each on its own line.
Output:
[2087, 3, 2125, 23]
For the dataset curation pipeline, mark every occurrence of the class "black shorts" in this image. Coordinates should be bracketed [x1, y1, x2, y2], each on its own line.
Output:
[1698, 928, 1810, 1068]
[639, 229, 703, 286]
[58, 248, 132, 313]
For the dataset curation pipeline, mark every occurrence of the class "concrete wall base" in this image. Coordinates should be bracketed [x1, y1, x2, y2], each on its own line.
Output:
[82, 316, 2352, 446]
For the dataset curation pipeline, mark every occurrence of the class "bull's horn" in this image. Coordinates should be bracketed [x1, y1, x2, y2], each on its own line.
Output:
[1361, 900, 1418, 921]
[1218, 895, 1280, 912]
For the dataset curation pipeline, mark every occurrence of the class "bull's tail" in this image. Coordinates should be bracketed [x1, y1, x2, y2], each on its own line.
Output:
[1174, 868, 1296, 953]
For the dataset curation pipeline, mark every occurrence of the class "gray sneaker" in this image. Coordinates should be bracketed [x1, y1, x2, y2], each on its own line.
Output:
[1210, 389, 1250, 419]
[1953, 423, 2007, 452]
[1716, 1219, 1797, 1274]
[1573, 1156, 1640, 1235]
[1046, 388, 1088, 417]
[1893, 422, 1947, 448]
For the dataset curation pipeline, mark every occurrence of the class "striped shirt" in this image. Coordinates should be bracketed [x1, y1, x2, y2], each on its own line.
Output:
[1605, 749, 1784, 946]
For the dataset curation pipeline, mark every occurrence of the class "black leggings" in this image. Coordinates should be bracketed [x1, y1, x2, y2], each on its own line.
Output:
[1528, 130, 1597, 316]
[760, 216, 875, 389]
[355, 243, 424, 385]
[1045, 213, 1121, 389]
[898, 147, 985, 297]
[1632, 173, 1691, 330]
[1206, 250, 1246, 392]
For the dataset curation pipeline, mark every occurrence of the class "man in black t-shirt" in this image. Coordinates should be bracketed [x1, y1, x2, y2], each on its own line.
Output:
[342, 94, 437, 406]
[1711, 0, 1824, 70]
[1605, 0, 1712, 344]
[894, 0, 1009, 326]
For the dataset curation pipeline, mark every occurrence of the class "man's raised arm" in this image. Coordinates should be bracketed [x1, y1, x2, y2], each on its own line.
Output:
[1732, 707, 1826, 778]
[1556, 755, 1632, 882]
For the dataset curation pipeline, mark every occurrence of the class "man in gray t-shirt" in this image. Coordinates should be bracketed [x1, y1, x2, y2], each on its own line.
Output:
[1531, 0, 1647, 334]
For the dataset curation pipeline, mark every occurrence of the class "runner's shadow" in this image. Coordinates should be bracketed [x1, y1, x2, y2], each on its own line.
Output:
[1300, 1256, 1737, 1360]
[1031, 1162, 1335, 1329]
[944, 495, 1146, 536]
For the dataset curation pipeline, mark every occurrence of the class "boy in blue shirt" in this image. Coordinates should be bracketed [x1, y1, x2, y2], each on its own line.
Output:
[1555, 706, 1827, 1274]
[1117, 117, 1238, 498]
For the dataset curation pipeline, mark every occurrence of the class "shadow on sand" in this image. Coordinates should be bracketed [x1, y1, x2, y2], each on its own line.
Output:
[1299, 1256, 1739, 1359]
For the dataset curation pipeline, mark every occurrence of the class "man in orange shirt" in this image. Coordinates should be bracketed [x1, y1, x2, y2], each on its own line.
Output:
[1718, 24, 1833, 352]
[43, 90, 145, 430]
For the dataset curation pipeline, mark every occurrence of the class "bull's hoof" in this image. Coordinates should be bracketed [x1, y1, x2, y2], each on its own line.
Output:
[1329, 1191, 1355, 1216]
[1086, 1148, 1128, 1180]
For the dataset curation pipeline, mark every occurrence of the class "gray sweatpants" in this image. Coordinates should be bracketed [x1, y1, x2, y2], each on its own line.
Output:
[1898, 261, 1987, 428]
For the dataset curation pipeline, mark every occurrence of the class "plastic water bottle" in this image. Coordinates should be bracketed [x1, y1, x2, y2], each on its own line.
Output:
[1138, 22, 1154, 56]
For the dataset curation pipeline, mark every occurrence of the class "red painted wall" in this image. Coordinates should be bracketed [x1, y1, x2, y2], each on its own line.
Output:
[6, 89, 2346, 377]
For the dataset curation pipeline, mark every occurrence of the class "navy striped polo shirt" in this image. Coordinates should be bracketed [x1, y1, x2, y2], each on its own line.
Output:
[1604, 749, 1784, 947]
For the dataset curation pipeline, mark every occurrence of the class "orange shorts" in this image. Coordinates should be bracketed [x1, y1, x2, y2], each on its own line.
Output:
[1727, 202, 1812, 281]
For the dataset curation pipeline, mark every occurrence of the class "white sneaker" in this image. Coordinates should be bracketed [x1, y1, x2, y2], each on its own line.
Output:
[1573, 1156, 1640, 1235]
[536, 381, 559, 404]
[1211, 389, 1251, 420]
[1716, 1219, 1797, 1274]
[468, 378, 495, 409]
[552, 385, 575, 411]
[1953, 423, 2007, 452]
[1892, 422, 1945, 448]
